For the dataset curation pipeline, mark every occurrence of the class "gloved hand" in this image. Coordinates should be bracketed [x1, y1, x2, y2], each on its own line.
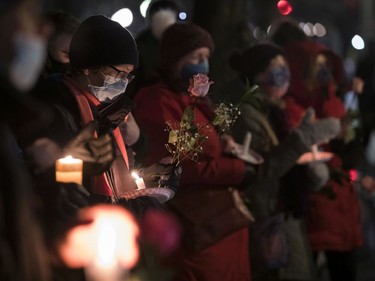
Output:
[119, 113, 140, 146]
[138, 159, 182, 191]
[63, 122, 115, 175]
[97, 93, 134, 135]
[56, 182, 90, 219]
[305, 162, 329, 191]
[294, 108, 341, 146]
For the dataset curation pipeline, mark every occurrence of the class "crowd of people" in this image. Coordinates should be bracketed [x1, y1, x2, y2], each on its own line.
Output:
[1, 0, 373, 281]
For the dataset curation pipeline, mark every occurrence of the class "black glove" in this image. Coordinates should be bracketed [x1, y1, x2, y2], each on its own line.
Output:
[138, 162, 182, 191]
[63, 122, 115, 175]
[294, 108, 341, 146]
[56, 183, 90, 219]
[97, 93, 134, 135]
[242, 163, 257, 193]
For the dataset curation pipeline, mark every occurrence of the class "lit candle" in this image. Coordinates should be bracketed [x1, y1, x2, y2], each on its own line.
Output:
[58, 205, 140, 281]
[56, 155, 83, 185]
[131, 171, 146, 190]
[243, 132, 252, 155]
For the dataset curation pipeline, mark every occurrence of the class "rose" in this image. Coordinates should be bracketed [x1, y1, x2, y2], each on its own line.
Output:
[188, 73, 214, 97]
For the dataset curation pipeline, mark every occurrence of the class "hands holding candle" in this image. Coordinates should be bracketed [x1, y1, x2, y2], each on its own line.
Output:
[131, 171, 146, 190]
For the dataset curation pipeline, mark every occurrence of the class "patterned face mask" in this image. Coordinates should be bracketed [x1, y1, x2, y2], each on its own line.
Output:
[265, 66, 291, 88]
[89, 75, 128, 103]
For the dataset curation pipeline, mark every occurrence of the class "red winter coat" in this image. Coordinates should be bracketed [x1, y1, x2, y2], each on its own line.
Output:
[306, 155, 363, 251]
[133, 81, 251, 281]
[282, 41, 363, 251]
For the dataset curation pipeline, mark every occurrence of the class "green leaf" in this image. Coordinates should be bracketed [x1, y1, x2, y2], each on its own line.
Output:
[241, 81, 261, 110]
[182, 107, 195, 123]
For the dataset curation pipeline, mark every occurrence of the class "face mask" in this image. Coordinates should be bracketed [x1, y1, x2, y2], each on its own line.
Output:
[265, 66, 290, 87]
[316, 66, 331, 85]
[180, 60, 209, 83]
[47, 54, 71, 74]
[9, 33, 46, 92]
[89, 75, 128, 103]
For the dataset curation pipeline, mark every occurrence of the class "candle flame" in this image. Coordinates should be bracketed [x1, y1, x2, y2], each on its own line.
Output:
[131, 171, 140, 180]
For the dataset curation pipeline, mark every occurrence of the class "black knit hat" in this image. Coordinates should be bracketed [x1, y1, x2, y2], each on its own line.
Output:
[160, 22, 214, 67]
[69, 15, 138, 69]
[229, 42, 284, 83]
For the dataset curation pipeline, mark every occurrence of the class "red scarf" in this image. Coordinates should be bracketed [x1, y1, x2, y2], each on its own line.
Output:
[63, 77, 129, 196]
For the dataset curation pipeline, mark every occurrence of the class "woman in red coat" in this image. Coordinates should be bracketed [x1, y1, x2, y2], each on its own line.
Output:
[133, 22, 252, 281]
[279, 36, 363, 281]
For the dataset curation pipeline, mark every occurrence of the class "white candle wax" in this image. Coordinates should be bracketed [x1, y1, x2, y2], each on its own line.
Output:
[311, 144, 319, 160]
[131, 172, 146, 189]
[56, 155, 83, 185]
[243, 132, 252, 155]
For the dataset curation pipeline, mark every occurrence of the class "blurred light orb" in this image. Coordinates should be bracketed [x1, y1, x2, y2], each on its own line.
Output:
[111, 8, 133, 27]
[351, 35, 365, 50]
[253, 27, 266, 41]
[179, 12, 187, 20]
[140, 0, 152, 18]
[303, 22, 314, 37]
[313, 23, 326, 37]
[277, 0, 293, 15]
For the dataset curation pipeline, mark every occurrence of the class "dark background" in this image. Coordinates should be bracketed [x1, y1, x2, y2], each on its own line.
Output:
[41, 0, 375, 100]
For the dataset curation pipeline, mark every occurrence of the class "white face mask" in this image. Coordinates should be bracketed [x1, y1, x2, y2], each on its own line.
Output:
[89, 75, 128, 103]
[9, 33, 46, 92]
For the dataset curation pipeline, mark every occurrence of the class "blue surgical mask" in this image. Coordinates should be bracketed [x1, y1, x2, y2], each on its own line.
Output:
[89, 75, 128, 103]
[316, 66, 331, 85]
[9, 32, 47, 92]
[180, 60, 209, 83]
[265, 66, 290, 87]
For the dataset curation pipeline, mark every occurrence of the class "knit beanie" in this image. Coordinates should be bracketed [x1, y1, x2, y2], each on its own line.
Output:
[69, 15, 138, 69]
[229, 42, 285, 83]
[160, 22, 214, 67]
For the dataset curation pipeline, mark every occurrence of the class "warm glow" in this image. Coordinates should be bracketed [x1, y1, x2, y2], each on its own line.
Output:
[111, 8, 133, 27]
[55, 155, 83, 185]
[58, 205, 140, 269]
[131, 171, 140, 180]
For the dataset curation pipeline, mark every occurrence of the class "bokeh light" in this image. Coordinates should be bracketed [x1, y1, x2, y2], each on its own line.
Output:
[111, 8, 133, 27]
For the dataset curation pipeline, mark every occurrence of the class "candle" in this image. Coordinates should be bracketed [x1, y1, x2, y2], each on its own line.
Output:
[58, 205, 140, 280]
[243, 132, 252, 155]
[131, 171, 146, 190]
[311, 144, 319, 160]
[56, 155, 83, 185]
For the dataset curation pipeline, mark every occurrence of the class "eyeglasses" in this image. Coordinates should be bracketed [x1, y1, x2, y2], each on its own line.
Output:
[108, 65, 135, 82]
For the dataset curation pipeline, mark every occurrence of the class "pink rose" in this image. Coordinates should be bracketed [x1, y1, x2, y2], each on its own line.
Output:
[188, 73, 214, 97]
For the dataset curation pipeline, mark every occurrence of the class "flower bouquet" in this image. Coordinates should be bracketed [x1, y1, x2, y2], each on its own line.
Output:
[165, 74, 214, 166]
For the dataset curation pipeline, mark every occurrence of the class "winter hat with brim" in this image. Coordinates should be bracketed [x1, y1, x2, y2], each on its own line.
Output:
[160, 22, 214, 67]
[69, 15, 138, 69]
[229, 42, 285, 83]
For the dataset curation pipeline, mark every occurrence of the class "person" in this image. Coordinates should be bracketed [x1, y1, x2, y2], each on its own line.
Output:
[271, 20, 363, 281]
[0, 0, 57, 280]
[127, 0, 179, 98]
[132, 20, 333, 281]
[42, 9, 80, 76]
[27, 14, 180, 219]
[132, 21, 257, 281]
[229, 42, 340, 281]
